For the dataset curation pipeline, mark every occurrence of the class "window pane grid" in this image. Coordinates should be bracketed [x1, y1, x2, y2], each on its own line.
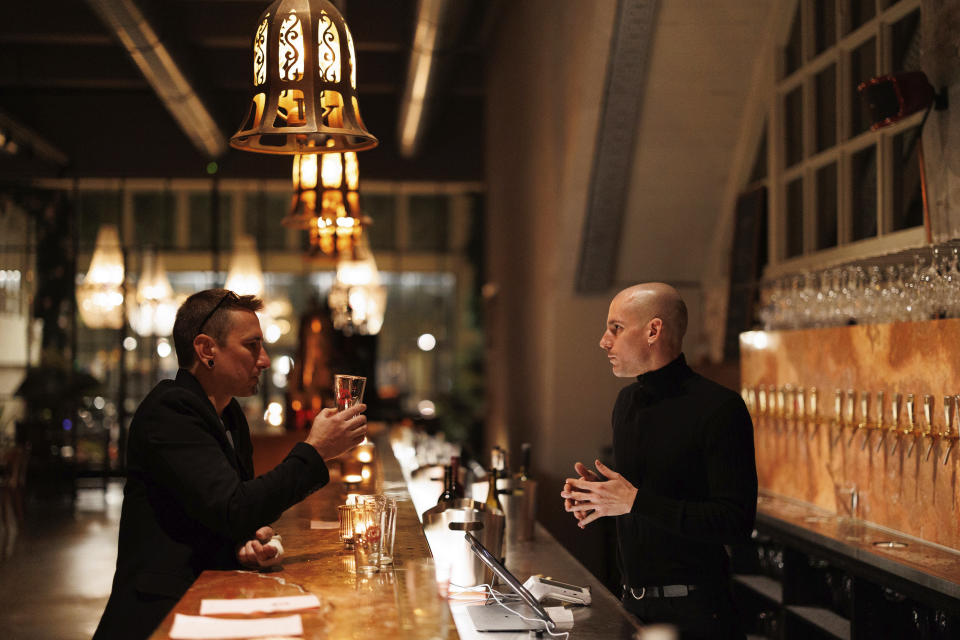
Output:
[772, 0, 921, 268]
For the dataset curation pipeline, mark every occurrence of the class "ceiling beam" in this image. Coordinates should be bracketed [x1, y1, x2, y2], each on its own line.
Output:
[85, 0, 228, 158]
[576, 0, 660, 293]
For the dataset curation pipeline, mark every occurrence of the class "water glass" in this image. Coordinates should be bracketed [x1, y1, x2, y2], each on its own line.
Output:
[379, 498, 398, 566]
[353, 503, 383, 574]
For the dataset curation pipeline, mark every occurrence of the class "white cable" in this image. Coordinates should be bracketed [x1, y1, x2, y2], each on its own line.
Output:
[449, 582, 570, 640]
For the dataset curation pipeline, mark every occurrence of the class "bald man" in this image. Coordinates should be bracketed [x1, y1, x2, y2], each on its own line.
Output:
[561, 283, 757, 640]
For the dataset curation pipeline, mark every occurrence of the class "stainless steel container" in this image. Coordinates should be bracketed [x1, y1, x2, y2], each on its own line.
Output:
[421, 499, 504, 587]
[472, 476, 537, 542]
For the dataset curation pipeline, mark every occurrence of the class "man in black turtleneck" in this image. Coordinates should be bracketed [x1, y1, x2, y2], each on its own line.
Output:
[561, 283, 757, 640]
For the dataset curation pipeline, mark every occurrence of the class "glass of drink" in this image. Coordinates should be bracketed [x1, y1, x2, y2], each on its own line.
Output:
[334, 374, 366, 411]
[353, 503, 382, 574]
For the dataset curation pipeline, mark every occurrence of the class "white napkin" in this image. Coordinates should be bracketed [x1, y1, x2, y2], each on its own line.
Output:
[200, 594, 320, 615]
[168, 613, 302, 639]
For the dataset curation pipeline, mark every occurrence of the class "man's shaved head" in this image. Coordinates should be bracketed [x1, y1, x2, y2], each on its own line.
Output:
[600, 283, 687, 377]
[613, 283, 687, 350]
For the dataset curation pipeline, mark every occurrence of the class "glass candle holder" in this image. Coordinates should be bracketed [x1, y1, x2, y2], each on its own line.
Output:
[338, 504, 355, 547]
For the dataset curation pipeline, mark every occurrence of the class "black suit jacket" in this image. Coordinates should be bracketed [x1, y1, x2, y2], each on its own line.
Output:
[93, 370, 329, 640]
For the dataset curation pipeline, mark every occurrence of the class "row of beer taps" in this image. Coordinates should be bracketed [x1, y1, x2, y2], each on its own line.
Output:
[741, 385, 959, 465]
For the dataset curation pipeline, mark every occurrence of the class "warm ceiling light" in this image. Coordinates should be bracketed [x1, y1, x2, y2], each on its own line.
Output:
[77, 225, 125, 330]
[328, 237, 386, 335]
[128, 252, 178, 337]
[225, 234, 265, 297]
[230, 0, 377, 155]
[286, 143, 364, 256]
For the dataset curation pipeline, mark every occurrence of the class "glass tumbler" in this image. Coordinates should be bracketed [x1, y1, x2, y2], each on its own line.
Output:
[353, 503, 383, 574]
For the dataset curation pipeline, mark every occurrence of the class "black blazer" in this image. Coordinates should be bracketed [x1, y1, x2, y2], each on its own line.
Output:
[93, 370, 328, 640]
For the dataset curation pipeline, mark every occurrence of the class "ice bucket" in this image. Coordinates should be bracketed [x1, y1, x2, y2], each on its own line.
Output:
[471, 476, 537, 542]
[421, 499, 504, 587]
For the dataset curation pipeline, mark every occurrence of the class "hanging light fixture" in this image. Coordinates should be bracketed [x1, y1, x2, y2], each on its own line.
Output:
[77, 225, 125, 330]
[285, 141, 363, 256]
[128, 251, 178, 337]
[225, 234, 266, 297]
[230, 0, 377, 154]
[328, 236, 386, 335]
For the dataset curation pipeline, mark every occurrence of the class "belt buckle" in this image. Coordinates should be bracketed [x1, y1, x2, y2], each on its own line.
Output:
[629, 586, 646, 600]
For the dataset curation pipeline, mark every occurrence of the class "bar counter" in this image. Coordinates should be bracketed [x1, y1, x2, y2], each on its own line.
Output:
[148, 431, 454, 640]
[148, 431, 643, 639]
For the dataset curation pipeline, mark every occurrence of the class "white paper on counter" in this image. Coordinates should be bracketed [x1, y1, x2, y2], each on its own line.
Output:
[310, 519, 339, 529]
[200, 594, 320, 615]
[169, 613, 303, 639]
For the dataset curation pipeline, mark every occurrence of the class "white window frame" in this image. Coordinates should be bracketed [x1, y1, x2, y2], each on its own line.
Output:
[765, 0, 926, 279]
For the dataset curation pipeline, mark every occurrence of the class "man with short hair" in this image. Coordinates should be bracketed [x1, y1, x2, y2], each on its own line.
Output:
[561, 283, 757, 640]
[94, 289, 367, 640]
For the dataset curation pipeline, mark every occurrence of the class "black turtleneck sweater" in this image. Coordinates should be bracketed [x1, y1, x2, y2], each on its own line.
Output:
[612, 353, 757, 587]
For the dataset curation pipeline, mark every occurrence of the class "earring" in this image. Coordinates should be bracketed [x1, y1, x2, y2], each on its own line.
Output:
[207, 359, 215, 368]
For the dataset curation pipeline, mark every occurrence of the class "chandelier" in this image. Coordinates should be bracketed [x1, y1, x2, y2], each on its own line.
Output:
[328, 237, 386, 335]
[77, 225, 125, 330]
[230, 0, 377, 154]
[128, 252, 178, 337]
[225, 234, 265, 297]
[285, 143, 363, 256]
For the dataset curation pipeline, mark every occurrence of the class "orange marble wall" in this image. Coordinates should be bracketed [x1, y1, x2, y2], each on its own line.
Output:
[740, 319, 960, 550]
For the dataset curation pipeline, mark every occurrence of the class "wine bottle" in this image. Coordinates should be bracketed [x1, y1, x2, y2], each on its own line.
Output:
[484, 469, 504, 514]
[518, 443, 532, 481]
[437, 464, 456, 503]
[449, 456, 465, 499]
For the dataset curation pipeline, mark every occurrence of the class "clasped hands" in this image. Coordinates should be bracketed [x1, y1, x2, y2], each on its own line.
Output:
[237, 525, 284, 569]
[561, 460, 637, 529]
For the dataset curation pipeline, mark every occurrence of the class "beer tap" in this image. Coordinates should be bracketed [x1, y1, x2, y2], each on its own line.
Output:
[808, 388, 820, 440]
[850, 391, 873, 451]
[775, 387, 785, 433]
[943, 396, 958, 465]
[758, 387, 768, 428]
[783, 386, 795, 434]
[849, 390, 869, 448]
[903, 394, 918, 458]
[889, 393, 903, 454]
[922, 395, 936, 462]
[831, 389, 844, 448]
[873, 391, 887, 452]
[796, 387, 806, 440]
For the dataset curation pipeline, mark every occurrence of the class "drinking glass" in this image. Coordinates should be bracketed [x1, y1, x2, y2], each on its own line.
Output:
[334, 374, 367, 411]
[353, 503, 383, 574]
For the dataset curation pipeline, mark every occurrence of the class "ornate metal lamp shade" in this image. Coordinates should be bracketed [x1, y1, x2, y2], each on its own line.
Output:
[230, 0, 377, 154]
[77, 225, 125, 330]
[128, 252, 177, 337]
[285, 144, 363, 255]
[328, 237, 386, 335]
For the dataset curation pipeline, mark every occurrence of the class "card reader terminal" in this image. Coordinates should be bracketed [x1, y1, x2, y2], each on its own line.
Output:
[522, 576, 592, 605]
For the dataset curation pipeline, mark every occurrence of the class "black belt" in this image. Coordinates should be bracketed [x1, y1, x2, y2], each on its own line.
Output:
[623, 584, 698, 599]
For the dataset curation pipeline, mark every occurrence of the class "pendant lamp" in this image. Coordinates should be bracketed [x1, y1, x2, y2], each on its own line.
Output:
[328, 236, 386, 335]
[285, 142, 363, 256]
[230, 0, 377, 154]
[128, 252, 178, 337]
[77, 225, 125, 329]
[225, 234, 266, 297]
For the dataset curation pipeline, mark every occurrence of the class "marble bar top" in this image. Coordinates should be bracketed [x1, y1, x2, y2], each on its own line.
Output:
[148, 432, 458, 640]
[756, 491, 960, 601]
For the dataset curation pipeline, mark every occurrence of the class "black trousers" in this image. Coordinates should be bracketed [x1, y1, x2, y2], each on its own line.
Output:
[621, 582, 746, 640]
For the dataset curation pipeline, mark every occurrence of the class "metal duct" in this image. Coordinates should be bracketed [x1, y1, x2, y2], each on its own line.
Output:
[397, 0, 472, 158]
[86, 0, 227, 158]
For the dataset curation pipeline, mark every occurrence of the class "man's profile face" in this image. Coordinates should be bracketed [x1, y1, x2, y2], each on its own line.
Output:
[599, 294, 651, 378]
[215, 309, 271, 397]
